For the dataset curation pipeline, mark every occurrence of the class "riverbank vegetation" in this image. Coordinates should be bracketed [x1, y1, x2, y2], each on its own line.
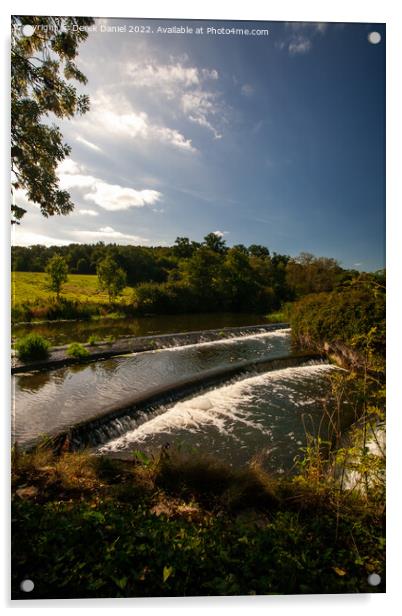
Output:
[12, 237, 365, 324]
[290, 271, 385, 373]
[11, 259, 386, 598]
[15, 332, 50, 361]
[12, 444, 385, 599]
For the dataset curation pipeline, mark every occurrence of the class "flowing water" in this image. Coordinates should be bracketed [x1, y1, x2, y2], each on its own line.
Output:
[99, 362, 345, 472]
[12, 327, 291, 446]
[12, 312, 271, 346]
[12, 325, 350, 471]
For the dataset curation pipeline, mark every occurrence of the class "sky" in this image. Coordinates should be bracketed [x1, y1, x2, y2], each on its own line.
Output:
[12, 18, 386, 271]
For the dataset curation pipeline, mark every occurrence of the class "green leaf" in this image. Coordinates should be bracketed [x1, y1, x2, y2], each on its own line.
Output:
[113, 576, 127, 589]
[163, 565, 173, 583]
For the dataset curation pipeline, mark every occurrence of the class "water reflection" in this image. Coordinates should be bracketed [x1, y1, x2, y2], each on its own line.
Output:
[13, 329, 291, 445]
[13, 312, 272, 346]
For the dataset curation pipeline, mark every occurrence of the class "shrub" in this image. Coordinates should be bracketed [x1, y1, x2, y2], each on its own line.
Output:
[290, 283, 385, 370]
[11, 445, 385, 598]
[87, 335, 99, 346]
[15, 333, 50, 361]
[66, 343, 90, 358]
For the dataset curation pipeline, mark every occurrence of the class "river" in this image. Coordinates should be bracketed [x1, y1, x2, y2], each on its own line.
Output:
[12, 312, 272, 346]
[12, 323, 352, 472]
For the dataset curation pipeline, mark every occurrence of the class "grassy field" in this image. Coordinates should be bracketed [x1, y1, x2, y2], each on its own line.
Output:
[12, 272, 132, 306]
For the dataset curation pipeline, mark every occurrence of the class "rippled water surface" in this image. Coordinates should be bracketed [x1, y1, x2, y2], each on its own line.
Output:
[13, 312, 272, 346]
[99, 362, 347, 471]
[13, 328, 292, 446]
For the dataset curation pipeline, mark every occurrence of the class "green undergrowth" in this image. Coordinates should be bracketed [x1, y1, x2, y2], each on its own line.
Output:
[66, 342, 90, 358]
[290, 278, 385, 371]
[12, 445, 385, 599]
[15, 333, 50, 361]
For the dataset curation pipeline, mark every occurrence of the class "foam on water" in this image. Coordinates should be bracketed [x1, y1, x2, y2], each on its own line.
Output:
[139, 328, 291, 354]
[99, 361, 335, 453]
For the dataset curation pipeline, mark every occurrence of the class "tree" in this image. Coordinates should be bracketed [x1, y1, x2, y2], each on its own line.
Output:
[285, 253, 342, 296]
[97, 256, 127, 303]
[45, 254, 68, 299]
[11, 16, 94, 223]
[173, 237, 195, 259]
[180, 246, 222, 304]
[76, 257, 90, 274]
[220, 247, 257, 309]
[203, 232, 227, 254]
[248, 244, 270, 259]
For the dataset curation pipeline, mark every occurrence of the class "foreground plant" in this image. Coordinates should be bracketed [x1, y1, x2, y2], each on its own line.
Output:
[15, 333, 50, 361]
[11, 444, 385, 599]
[66, 342, 90, 358]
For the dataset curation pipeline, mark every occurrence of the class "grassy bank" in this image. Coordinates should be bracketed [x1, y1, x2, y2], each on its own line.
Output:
[12, 445, 385, 599]
[12, 272, 132, 305]
[12, 272, 132, 322]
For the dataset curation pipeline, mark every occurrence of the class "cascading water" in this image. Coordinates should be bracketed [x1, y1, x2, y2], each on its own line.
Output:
[99, 362, 347, 471]
[13, 327, 292, 446]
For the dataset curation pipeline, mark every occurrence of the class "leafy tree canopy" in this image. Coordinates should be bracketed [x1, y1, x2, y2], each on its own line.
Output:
[203, 232, 227, 254]
[11, 15, 94, 223]
[97, 256, 127, 303]
[45, 254, 68, 299]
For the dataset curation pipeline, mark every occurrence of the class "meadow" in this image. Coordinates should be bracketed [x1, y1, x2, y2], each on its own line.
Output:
[12, 271, 132, 306]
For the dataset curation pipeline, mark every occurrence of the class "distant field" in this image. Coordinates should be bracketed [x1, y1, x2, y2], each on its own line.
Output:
[12, 272, 132, 307]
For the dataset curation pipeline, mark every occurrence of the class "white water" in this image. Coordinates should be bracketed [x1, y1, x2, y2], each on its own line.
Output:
[99, 362, 336, 457]
[138, 328, 292, 355]
[13, 326, 292, 446]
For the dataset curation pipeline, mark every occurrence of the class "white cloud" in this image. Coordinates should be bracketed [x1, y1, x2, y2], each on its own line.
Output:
[85, 183, 161, 211]
[125, 59, 224, 139]
[126, 61, 218, 94]
[285, 22, 328, 34]
[12, 228, 71, 247]
[279, 22, 328, 55]
[77, 209, 98, 216]
[213, 230, 229, 238]
[88, 93, 196, 152]
[153, 126, 195, 151]
[74, 226, 150, 244]
[57, 159, 162, 211]
[58, 158, 82, 175]
[76, 136, 102, 152]
[288, 36, 312, 55]
[181, 91, 222, 139]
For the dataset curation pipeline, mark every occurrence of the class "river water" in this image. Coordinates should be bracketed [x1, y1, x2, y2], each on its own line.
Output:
[12, 312, 271, 346]
[99, 362, 343, 471]
[12, 325, 349, 471]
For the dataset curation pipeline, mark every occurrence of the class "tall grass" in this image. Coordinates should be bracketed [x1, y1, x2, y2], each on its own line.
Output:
[15, 333, 50, 360]
[11, 442, 385, 599]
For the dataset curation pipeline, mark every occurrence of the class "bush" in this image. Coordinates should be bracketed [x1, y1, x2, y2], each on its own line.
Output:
[11, 446, 385, 599]
[66, 343, 90, 358]
[132, 282, 198, 315]
[290, 283, 385, 370]
[15, 333, 50, 361]
[87, 335, 99, 346]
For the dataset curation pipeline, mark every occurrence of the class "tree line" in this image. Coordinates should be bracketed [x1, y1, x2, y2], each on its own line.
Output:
[12, 234, 379, 315]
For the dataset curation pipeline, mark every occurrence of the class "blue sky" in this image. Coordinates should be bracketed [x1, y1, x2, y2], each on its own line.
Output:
[13, 18, 385, 271]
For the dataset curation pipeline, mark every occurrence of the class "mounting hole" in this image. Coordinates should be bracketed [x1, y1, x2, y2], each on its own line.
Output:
[20, 579, 34, 593]
[21, 25, 35, 37]
[368, 31, 381, 45]
[367, 573, 381, 586]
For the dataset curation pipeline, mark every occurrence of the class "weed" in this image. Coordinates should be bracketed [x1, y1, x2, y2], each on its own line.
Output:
[66, 342, 90, 358]
[15, 333, 50, 361]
